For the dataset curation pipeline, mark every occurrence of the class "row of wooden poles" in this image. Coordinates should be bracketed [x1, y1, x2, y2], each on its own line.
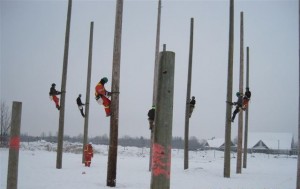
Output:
[5, 0, 300, 189]
[56, 0, 176, 188]
[56, 0, 247, 187]
[56, 0, 175, 188]
[224, 0, 250, 177]
[150, 0, 252, 182]
[7, 0, 245, 189]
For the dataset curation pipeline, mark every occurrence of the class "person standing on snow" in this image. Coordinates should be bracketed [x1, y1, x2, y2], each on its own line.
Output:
[49, 83, 61, 110]
[76, 94, 85, 117]
[95, 77, 111, 117]
[84, 143, 94, 167]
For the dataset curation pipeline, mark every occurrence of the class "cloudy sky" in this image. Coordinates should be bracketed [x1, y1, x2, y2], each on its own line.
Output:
[1, 0, 298, 141]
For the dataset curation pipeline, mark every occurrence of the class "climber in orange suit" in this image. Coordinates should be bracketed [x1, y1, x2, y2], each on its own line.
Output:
[84, 143, 94, 167]
[95, 77, 111, 117]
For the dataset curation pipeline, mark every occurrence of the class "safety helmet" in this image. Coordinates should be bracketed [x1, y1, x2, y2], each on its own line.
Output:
[101, 77, 108, 83]
[52, 83, 56, 87]
[236, 92, 241, 97]
[79, 94, 81, 97]
[192, 96, 195, 99]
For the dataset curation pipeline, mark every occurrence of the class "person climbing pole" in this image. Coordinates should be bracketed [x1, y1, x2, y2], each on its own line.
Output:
[189, 96, 196, 118]
[49, 83, 61, 110]
[84, 143, 94, 167]
[147, 106, 155, 130]
[95, 77, 111, 117]
[230, 92, 243, 122]
[76, 94, 85, 117]
[242, 87, 251, 110]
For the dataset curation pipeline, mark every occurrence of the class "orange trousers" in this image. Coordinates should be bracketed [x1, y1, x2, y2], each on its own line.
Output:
[102, 96, 111, 116]
[84, 155, 92, 167]
[52, 95, 59, 107]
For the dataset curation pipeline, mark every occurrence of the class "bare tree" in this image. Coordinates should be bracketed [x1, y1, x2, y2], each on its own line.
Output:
[1, 101, 11, 147]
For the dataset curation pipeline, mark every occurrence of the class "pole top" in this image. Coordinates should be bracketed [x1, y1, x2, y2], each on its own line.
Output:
[163, 44, 166, 51]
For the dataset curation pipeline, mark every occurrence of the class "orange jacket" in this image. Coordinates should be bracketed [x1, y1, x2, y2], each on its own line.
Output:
[95, 83, 107, 97]
[84, 144, 93, 157]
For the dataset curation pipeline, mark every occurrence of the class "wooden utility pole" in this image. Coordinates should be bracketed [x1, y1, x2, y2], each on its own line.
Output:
[6, 101, 22, 189]
[107, 0, 123, 187]
[224, 0, 234, 178]
[236, 11, 244, 174]
[82, 21, 94, 163]
[150, 51, 175, 189]
[184, 17, 194, 170]
[152, 0, 162, 106]
[149, 0, 162, 172]
[243, 46, 250, 169]
[56, 0, 72, 169]
[297, 0, 300, 188]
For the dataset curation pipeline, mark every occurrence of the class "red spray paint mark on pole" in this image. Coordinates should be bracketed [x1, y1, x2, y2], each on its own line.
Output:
[9, 136, 20, 150]
[152, 143, 171, 179]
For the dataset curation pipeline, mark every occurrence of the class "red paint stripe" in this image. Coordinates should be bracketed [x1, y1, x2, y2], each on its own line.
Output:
[152, 143, 171, 179]
[9, 136, 20, 149]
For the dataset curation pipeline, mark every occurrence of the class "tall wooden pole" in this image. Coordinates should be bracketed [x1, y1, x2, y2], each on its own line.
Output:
[184, 17, 194, 170]
[107, 0, 123, 187]
[152, 0, 162, 107]
[296, 0, 300, 188]
[224, 0, 234, 178]
[149, 0, 162, 172]
[56, 0, 72, 169]
[243, 46, 249, 169]
[236, 11, 244, 174]
[82, 21, 94, 163]
[150, 51, 175, 189]
[6, 101, 22, 189]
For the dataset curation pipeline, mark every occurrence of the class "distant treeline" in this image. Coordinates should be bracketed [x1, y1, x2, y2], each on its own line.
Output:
[11, 134, 205, 150]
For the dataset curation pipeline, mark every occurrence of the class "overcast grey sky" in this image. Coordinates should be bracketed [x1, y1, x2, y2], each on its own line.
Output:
[1, 0, 298, 141]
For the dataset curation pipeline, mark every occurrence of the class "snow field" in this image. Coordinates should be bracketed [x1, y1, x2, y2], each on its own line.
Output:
[0, 141, 297, 189]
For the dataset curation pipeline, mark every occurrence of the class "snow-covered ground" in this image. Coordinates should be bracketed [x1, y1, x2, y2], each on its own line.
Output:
[1, 141, 297, 189]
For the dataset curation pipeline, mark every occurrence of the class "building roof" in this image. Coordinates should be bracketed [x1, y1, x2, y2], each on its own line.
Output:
[205, 138, 234, 148]
[248, 132, 293, 150]
[206, 138, 224, 148]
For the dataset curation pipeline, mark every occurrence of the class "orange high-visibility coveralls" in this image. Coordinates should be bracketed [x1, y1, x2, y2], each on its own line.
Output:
[242, 98, 250, 110]
[95, 83, 111, 116]
[84, 144, 94, 167]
